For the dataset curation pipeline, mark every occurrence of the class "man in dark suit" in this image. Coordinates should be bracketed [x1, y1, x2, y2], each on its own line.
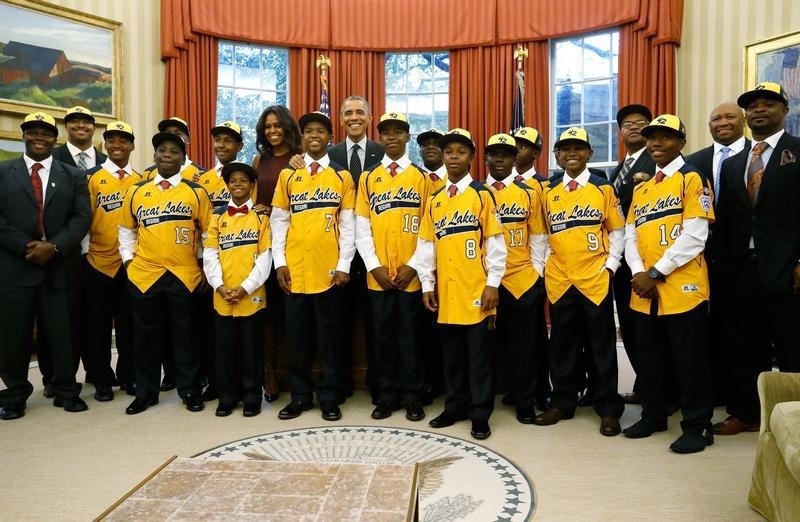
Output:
[0, 112, 91, 420]
[51, 106, 108, 170]
[327, 96, 384, 184]
[715, 82, 800, 435]
[609, 104, 657, 404]
[685, 101, 748, 406]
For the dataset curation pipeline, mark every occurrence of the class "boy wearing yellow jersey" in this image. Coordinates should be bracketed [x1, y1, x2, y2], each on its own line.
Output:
[484, 133, 548, 424]
[417, 128, 507, 440]
[82, 121, 141, 401]
[203, 163, 272, 417]
[511, 126, 546, 183]
[534, 127, 625, 436]
[143, 117, 206, 182]
[356, 112, 431, 421]
[622, 115, 715, 454]
[272, 112, 356, 422]
[119, 132, 212, 415]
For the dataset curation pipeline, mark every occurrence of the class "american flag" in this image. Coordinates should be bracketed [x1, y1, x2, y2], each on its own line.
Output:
[782, 47, 800, 99]
[510, 68, 525, 131]
[319, 78, 330, 117]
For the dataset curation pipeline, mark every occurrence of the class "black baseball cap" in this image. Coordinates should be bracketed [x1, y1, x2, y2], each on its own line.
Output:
[298, 111, 333, 134]
[152, 131, 186, 153]
[221, 162, 257, 183]
[616, 104, 653, 127]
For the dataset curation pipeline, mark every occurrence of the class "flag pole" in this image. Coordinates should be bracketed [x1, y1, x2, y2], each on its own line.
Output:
[316, 54, 331, 117]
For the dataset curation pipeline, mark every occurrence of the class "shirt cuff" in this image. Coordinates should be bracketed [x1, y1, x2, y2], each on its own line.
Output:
[363, 255, 382, 272]
[605, 256, 621, 274]
[273, 253, 287, 268]
[422, 280, 435, 293]
[628, 259, 646, 275]
[336, 259, 352, 273]
[654, 257, 678, 276]
[240, 279, 258, 295]
[486, 274, 502, 288]
[208, 275, 223, 291]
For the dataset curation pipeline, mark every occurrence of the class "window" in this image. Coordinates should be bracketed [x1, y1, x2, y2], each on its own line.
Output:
[385, 52, 449, 165]
[216, 42, 289, 163]
[550, 30, 619, 175]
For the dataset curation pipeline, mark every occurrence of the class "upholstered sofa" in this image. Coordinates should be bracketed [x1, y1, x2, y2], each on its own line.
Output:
[749, 372, 800, 521]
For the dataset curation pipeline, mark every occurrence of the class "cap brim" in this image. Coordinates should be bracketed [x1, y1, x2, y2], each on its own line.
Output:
[221, 162, 257, 181]
[64, 113, 95, 123]
[103, 129, 134, 141]
[416, 131, 443, 144]
[485, 143, 517, 154]
[158, 119, 190, 135]
[513, 136, 541, 148]
[21, 120, 58, 136]
[377, 120, 410, 133]
[152, 131, 186, 153]
[640, 125, 685, 139]
[211, 126, 243, 141]
[553, 138, 591, 149]
[737, 90, 787, 108]
[438, 134, 475, 151]
[616, 104, 653, 127]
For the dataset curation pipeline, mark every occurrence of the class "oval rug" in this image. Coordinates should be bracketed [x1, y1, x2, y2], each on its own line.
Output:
[195, 426, 534, 521]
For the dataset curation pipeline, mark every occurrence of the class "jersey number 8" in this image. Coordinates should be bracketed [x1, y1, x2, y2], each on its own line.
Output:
[465, 238, 478, 259]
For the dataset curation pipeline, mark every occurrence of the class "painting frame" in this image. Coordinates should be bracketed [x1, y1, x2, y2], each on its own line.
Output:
[744, 30, 800, 137]
[0, 0, 122, 124]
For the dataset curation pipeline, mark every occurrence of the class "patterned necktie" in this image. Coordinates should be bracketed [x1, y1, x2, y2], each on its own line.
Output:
[616, 156, 635, 191]
[77, 151, 88, 170]
[116, 169, 126, 180]
[714, 146, 731, 205]
[388, 162, 399, 177]
[30, 162, 44, 237]
[160, 180, 171, 190]
[492, 181, 505, 191]
[655, 170, 666, 183]
[227, 204, 249, 216]
[747, 142, 768, 205]
[349, 144, 362, 177]
[310, 162, 320, 176]
[567, 179, 578, 192]
[447, 184, 458, 198]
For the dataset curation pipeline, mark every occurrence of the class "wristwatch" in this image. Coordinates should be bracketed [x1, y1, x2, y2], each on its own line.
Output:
[647, 267, 664, 281]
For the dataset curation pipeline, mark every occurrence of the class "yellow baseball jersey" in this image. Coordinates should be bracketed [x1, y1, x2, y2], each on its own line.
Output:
[272, 163, 355, 294]
[197, 167, 231, 209]
[356, 162, 431, 292]
[544, 174, 625, 305]
[120, 179, 212, 292]
[419, 181, 503, 325]
[489, 179, 546, 298]
[144, 162, 204, 182]
[205, 209, 271, 317]
[428, 171, 446, 193]
[628, 165, 714, 315]
[85, 165, 143, 277]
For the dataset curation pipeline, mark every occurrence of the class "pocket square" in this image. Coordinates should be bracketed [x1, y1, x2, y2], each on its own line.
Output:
[780, 149, 796, 166]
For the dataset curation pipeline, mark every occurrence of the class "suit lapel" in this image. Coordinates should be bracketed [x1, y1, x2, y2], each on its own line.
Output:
[755, 134, 791, 207]
[727, 151, 751, 208]
[44, 161, 65, 208]
[11, 158, 37, 202]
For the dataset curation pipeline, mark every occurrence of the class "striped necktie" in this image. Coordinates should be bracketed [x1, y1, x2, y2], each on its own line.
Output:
[77, 151, 88, 170]
[714, 146, 730, 206]
[615, 156, 634, 191]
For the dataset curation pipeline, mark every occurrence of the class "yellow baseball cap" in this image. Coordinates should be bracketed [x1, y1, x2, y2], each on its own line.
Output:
[103, 120, 135, 141]
[211, 120, 243, 142]
[511, 127, 542, 148]
[641, 114, 686, 139]
[737, 82, 789, 108]
[486, 133, 517, 153]
[554, 127, 591, 149]
[20, 111, 58, 136]
[377, 111, 410, 133]
[438, 128, 475, 151]
[158, 116, 190, 135]
[64, 105, 95, 123]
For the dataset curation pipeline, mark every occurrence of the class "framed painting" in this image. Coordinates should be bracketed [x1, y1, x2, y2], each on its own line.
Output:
[0, 0, 122, 123]
[745, 30, 800, 137]
[0, 130, 25, 161]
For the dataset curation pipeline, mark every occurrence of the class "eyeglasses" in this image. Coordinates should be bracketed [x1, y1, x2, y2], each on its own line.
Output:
[621, 119, 650, 129]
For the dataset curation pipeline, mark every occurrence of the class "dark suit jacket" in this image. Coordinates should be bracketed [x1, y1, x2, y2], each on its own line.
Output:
[52, 144, 108, 169]
[685, 139, 751, 187]
[609, 150, 657, 217]
[716, 132, 800, 294]
[0, 157, 90, 289]
[328, 139, 384, 185]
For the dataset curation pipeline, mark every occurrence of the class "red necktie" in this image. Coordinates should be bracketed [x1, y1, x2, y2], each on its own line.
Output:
[447, 184, 458, 198]
[514, 175, 524, 182]
[492, 181, 505, 191]
[389, 162, 399, 177]
[30, 162, 44, 237]
[567, 180, 578, 192]
[430, 173, 440, 182]
[310, 162, 320, 176]
[116, 169, 126, 180]
[655, 170, 666, 183]
[160, 180, 171, 190]
[227, 205, 249, 216]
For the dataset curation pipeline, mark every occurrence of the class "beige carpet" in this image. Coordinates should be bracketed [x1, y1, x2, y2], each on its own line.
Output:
[2, 348, 764, 521]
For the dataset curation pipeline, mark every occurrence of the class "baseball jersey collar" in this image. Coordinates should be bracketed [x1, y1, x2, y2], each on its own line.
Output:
[656, 155, 686, 178]
[154, 171, 182, 187]
[380, 154, 410, 171]
[562, 168, 591, 188]
[486, 174, 511, 188]
[303, 153, 330, 171]
[445, 173, 473, 195]
[102, 158, 132, 176]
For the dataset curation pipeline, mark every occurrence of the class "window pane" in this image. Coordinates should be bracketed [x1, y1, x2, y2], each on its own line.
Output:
[216, 87, 234, 123]
[386, 94, 407, 113]
[218, 63, 234, 87]
[583, 33, 611, 80]
[583, 80, 609, 123]
[408, 112, 431, 135]
[434, 110, 448, 131]
[219, 44, 234, 66]
[234, 89, 263, 127]
[555, 84, 582, 126]
[385, 54, 406, 94]
[611, 123, 619, 163]
[584, 123, 609, 163]
[612, 32, 620, 76]
[555, 40, 582, 83]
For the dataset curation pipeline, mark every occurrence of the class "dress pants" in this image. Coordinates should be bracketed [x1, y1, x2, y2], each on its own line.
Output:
[0, 285, 81, 406]
[338, 253, 374, 400]
[193, 287, 215, 388]
[369, 288, 423, 404]
[724, 255, 800, 424]
[83, 263, 134, 387]
[128, 271, 200, 400]
[496, 281, 544, 409]
[707, 257, 728, 405]
[548, 286, 624, 418]
[612, 259, 639, 393]
[262, 270, 286, 396]
[632, 302, 714, 434]
[441, 317, 494, 420]
[214, 311, 265, 405]
[285, 287, 342, 403]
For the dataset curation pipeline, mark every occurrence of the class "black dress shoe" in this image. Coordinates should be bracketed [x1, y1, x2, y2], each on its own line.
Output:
[670, 429, 714, 454]
[53, 396, 89, 412]
[320, 401, 341, 421]
[243, 403, 261, 417]
[371, 401, 397, 420]
[600, 416, 622, 436]
[405, 401, 425, 422]
[94, 385, 114, 402]
[215, 403, 234, 417]
[43, 385, 55, 399]
[264, 393, 280, 403]
[126, 397, 158, 415]
[470, 419, 491, 440]
[0, 404, 26, 420]
[121, 382, 137, 396]
[622, 418, 668, 439]
[278, 400, 312, 420]
[183, 394, 204, 412]
[428, 410, 468, 428]
[202, 385, 219, 402]
[533, 408, 573, 426]
[516, 407, 536, 424]
[160, 375, 176, 392]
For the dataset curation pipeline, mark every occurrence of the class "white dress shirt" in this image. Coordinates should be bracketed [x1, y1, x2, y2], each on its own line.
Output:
[744, 130, 784, 248]
[66, 141, 97, 169]
[346, 136, 368, 168]
[23, 154, 53, 199]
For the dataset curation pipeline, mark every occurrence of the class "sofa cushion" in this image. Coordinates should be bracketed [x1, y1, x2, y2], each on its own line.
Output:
[771, 401, 800, 484]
